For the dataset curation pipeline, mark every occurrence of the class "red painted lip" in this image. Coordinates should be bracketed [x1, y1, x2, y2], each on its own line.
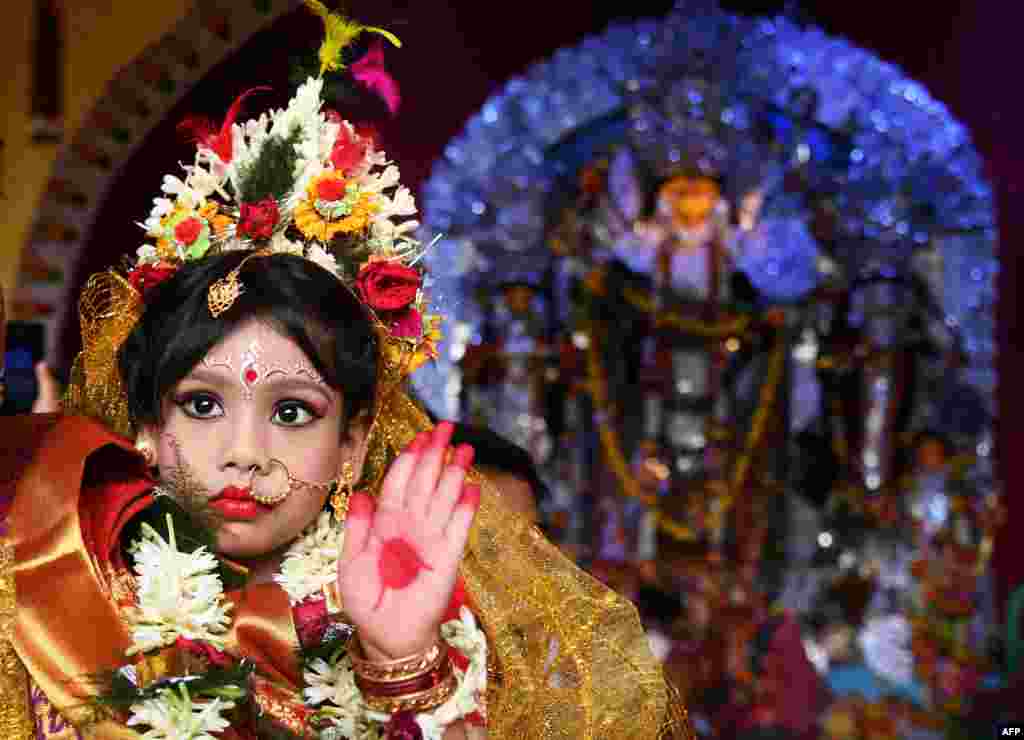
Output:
[210, 486, 269, 520]
[209, 498, 268, 520]
[215, 486, 254, 501]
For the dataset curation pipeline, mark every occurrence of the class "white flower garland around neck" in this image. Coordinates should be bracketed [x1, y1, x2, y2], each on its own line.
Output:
[121, 511, 487, 739]
[274, 509, 346, 604]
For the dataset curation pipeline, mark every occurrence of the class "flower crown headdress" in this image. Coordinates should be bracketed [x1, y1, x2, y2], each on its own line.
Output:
[65, 3, 440, 437]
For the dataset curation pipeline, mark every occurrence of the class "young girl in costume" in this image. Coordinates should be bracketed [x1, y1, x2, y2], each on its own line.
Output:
[0, 11, 691, 740]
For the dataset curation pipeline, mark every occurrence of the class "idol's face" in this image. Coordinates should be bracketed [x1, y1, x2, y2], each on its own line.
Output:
[145, 318, 361, 559]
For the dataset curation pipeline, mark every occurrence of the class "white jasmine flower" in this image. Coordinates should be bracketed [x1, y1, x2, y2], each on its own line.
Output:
[182, 161, 226, 201]
[269, 231, 304, 256]
[415, 608, 488, 738]
[142, 198, 175, 235]
[303, 655, 363, 715]
[127, 517, 232, 655]
[372, 217, 421, 243]
[364, 147, 389, 170]
[136, 245, 159, 265]
[362, 165, 401, 193]
[161, 174, 188, 197]
[127, 683, 233, 740]
[320, 120, 341, 161]
[244, 113, 271, 142]
[273, 510, 345, 604]
[271, 77, 323, 140]
[296, 122, 323, 168]
[293, 159, 327, 198]
[375, 186, 418, 219]
[391, 187, 418, 216]
[160, 175, 202, 209]
[304, 244, 342, 281]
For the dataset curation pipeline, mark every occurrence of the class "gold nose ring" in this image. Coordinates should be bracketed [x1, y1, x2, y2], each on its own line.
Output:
[251, 458, 335, 505]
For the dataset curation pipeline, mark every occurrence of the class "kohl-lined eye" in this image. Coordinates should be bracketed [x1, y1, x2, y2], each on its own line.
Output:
[273, 400, 319, 427]
[174, 392, 224, 420]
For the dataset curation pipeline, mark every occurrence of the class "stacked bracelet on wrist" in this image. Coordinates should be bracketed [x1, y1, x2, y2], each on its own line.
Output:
[352, 640, 456, 713]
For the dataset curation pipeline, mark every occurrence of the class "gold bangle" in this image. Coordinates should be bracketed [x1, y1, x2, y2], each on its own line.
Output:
[351, 640, 445, 683]
[362, 672, 457, 714]
[322, 582, 343, 615]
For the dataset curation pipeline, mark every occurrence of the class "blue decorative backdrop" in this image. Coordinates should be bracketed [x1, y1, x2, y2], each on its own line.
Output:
[413, 0, 996, 438]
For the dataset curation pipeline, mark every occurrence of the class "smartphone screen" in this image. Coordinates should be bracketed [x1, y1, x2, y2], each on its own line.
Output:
[1, 321, 45, 415]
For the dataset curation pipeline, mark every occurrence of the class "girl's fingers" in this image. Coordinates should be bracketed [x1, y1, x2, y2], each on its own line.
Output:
[377, 431, 429, 510]
[339, 491, 375, 565]
[443, 483, 481, 556]
[403, 421, 455, 511]
[424, 444, 474, 525]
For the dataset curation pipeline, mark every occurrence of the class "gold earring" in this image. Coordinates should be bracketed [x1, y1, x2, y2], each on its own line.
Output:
[331, 460, 355, 521]
[135, 437, 157, 467]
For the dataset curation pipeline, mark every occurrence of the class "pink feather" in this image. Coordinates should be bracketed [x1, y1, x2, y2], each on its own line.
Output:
[351, 41, 401, 116]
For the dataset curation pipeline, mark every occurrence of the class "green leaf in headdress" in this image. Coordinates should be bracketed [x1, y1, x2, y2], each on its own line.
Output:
[237, 126, 305, 204]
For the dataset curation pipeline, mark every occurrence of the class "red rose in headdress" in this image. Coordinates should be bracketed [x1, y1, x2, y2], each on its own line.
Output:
[174, 217, 203, 246]
[129, 263, 177, 297]
[355, 262, 421, 311]
[237, 198, 280, 240]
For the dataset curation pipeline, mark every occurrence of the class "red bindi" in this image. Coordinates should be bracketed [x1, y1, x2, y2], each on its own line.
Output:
[244, 368, 259, 384]
[375, 537, 432, 610]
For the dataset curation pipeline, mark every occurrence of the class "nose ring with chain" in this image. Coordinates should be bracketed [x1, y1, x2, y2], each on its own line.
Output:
[250, 458, 335, 506]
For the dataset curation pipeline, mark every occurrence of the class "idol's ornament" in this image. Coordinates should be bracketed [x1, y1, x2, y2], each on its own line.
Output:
[418, 0, 1001, 735]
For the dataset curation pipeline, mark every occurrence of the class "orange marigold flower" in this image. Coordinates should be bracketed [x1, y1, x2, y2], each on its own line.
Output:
[212, 214, 235, 236]
[156, 238, 178, 261]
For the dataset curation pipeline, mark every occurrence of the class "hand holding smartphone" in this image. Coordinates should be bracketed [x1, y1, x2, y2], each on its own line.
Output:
[1, 321, 45, 415]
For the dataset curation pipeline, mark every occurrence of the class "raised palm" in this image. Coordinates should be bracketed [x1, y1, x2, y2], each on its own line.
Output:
[337, 422, 478, 658]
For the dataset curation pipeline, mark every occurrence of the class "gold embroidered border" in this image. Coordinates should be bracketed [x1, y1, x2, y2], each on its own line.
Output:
[251, 676, 310, 736]
[0, 536, 34, 738]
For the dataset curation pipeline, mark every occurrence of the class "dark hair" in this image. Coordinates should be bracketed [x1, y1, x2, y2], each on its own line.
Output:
[119, 252, 378, 430]
[448, 423, 550, 506]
